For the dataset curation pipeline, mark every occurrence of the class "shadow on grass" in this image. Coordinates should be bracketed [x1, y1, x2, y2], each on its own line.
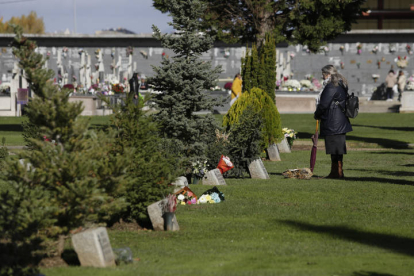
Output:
[369, 151, 414, 156]
[348, 168, 414, 177]
[401, 164, 414, 167]
[344, 176, 414, 186]
[346, 135, 410, 149]
[352, 271, 396, 276]
[0, 124, 23, 132]
[279, 220, 414, 257]
[353, 124, 414, 132]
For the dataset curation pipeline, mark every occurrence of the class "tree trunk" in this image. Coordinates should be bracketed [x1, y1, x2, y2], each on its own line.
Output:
[256, 0, 274, 50]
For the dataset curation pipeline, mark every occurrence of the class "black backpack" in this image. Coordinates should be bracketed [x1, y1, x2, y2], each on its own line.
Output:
[335, 92, 359, 119]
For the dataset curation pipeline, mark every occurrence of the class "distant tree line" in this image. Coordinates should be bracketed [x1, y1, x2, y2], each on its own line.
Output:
[0, 11, 44, 34]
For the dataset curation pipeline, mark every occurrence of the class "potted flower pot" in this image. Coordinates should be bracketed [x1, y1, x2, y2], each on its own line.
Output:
[192, 176, 200, 184]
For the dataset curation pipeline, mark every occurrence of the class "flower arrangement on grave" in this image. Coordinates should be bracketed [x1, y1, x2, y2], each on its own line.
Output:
[356, 43, 362, 55]
[302, 46, 310, 53]
[46, 51, 51, 57]
[282, 128, 297, 148]
[217, 155, 234, 174]
[210, 85, 222, 91]
[126, 46, 133, 57]
[140, 50, 148, 59]
[339, 45, 345, 54]
[372, 45, 379, 54]
[94, 63, 99, 71]
[112, 83, 125, 94]
[72, 75, 77, 82]
[389, 44, 396, 53]
[340, 62, 345, 69]
[312, 78, 322, 90]
[397, 56, 408, 68]
[372, 74, 380, 82]
[299, 80, 313, 90]
[78, 49, 84, 56]
[192, 160, 208, 179]
[406, 75, 414, 90]
[175, 187, 197, 205]
[357, 62, 361, 69]
[164, 194, 177, 212]
[282, 79, 301, 91]
[276, 79, 282, 90]
[62, 47, 68, 58]
[290, 53, 295, 59]
[197, 186, 225, 204]
[111, 48, 116, 58]
[322, 46, 329, 55]
[377, 60, 381, 69]
[406, 44, 412, 55]
[223, 48, 230, 58]
[88, 83, 100, 94]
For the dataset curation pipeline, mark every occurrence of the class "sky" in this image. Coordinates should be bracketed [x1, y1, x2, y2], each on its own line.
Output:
[0, 0, 173, 34]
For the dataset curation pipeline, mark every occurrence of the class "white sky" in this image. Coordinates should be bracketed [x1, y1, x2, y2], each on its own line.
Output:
[0, 0, 172, 34]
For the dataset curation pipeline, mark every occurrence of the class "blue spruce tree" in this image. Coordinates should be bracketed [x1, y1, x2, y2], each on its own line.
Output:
[151, 0, 222, 162]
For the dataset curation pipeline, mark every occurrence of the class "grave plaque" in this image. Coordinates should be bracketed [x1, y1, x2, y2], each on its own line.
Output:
[202, 168, 227, 186]
[248, 159, 270, 179]
[172, 176, 189, 188]
[267, 144, 281, 161]
[277, 137, 291, 153]
[72, 227, 116, 267]
[147, 199, 179, 231]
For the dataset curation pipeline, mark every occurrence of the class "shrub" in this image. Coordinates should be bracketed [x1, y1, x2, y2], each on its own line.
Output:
[223, 87, 283, 149]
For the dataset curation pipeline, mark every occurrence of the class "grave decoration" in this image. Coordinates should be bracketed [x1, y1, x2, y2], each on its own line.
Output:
[163, 194, 178, 231]
[147, 198, 180, 231]
[282, 168, 313, 180]
[356, 43, 362, 55]
[282, 128, 298, 148]
[198, 186, 225, 204]
[397, 56, 408, 69]
[406, 44, 412, 55]
[217, 155, 234, 174]
[174, 187, 197, 205]
[192, 160, 208, 184]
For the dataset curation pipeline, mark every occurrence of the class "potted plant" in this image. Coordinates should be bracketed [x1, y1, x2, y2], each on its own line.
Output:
[282, 128, 298, 148]
[163, 194, 177, 231]
[191, 160, 207, 184]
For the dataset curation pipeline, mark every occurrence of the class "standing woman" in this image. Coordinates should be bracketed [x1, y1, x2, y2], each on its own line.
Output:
[314, 65, 353, 178]
[230, 73, 242, 106]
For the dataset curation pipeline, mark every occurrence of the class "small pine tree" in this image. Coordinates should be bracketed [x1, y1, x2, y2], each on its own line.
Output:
[151, 0, 222, 163]
[260, 33, 277, 103]
[110, 95, 183, 225]
[223, 87, 283, 149]
[0, 26, 130, 271]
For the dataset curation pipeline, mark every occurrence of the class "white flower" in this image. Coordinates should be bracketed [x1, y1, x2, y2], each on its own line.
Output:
[177, 194, 185, 201]
[199, 195, 208, 204]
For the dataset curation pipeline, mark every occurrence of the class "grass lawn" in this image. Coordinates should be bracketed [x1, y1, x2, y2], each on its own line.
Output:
[1, 113, 414, 275]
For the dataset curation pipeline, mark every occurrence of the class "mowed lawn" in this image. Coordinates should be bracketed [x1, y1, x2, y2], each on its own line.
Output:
[1, 113, 414, 275]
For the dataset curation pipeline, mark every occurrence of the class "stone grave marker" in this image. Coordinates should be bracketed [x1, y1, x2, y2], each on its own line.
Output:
[147, 198, 179, 231]
[202, 168, 227, 186]
[277, 137, 291, 153]
[248, 159, 270, 179]
[72, 227, 116, 267]
[172, 176, 189, 188]
[267, 144, 281, 161]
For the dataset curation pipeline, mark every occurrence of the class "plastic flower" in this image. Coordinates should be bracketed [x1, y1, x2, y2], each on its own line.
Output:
[190, 198, 197, 204]
[205, 195, 212, 201]
[177, 194, 185, 201]
[209, 200, 215, 204]
[181, 202, 186, 205]
[199, 195, 208, 204]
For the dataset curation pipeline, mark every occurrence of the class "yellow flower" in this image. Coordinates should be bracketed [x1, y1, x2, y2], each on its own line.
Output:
[181, 202, 186, 205]
[209, 200, 215, 204]
[205, 195, 212, 201]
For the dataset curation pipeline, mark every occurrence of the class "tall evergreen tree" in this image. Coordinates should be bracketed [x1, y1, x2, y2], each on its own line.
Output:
[154, 0, 365, 51]
[259, 33, 276, 103]
[151, 0, 222, 162]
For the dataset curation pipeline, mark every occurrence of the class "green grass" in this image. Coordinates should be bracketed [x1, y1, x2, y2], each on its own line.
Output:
[2, 113, 414, 275]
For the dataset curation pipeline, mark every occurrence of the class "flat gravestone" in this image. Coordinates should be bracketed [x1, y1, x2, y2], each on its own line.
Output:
[72, 227, 116, 267]
[267, 144, 281, 161]
[277, 137, 291, 153]
[248, 159, 270, 179]
[202, 168, 227, 186]
[172, 176, 189, 188]
[147, 198, 179, 231]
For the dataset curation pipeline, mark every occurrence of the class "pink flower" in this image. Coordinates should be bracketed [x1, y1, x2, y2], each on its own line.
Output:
[187, 192, 193, 197]
[191, 198, 197, 204]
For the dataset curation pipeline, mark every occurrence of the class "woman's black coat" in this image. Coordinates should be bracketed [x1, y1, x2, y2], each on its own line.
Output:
[314, 82, 353, 136]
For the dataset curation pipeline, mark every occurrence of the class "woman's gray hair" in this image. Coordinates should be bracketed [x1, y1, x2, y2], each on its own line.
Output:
[321, 64, 348, 87]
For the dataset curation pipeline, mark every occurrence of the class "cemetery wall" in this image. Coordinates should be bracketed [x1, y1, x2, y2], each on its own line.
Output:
[1, 30, 414, 116]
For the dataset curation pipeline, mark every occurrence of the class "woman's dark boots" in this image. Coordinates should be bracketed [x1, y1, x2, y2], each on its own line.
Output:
[325, 155, 344, 179]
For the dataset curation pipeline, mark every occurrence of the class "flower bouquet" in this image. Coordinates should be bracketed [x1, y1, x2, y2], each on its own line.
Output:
[397, 56, 408, 68]
[126, 46, 133, 57]
[282, 79, 301, 91]
[372, 74, 380, 82]
[406, 44, 412, 55]
[356, 43, 362, 55]
[339, 45, 345, 54]
[282, 128, 298, 148]
[217, 155, 234, 174]
[372, 45, 379, 54]
[300, 80, 313, 90]
[406, 75, 414, 90]
[174, 187, 197, 205]
[389, 44, 396, 53]
[192, 160, 208, 184]
[198, 186, 225, 204]
[112, 83, 125, 94]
